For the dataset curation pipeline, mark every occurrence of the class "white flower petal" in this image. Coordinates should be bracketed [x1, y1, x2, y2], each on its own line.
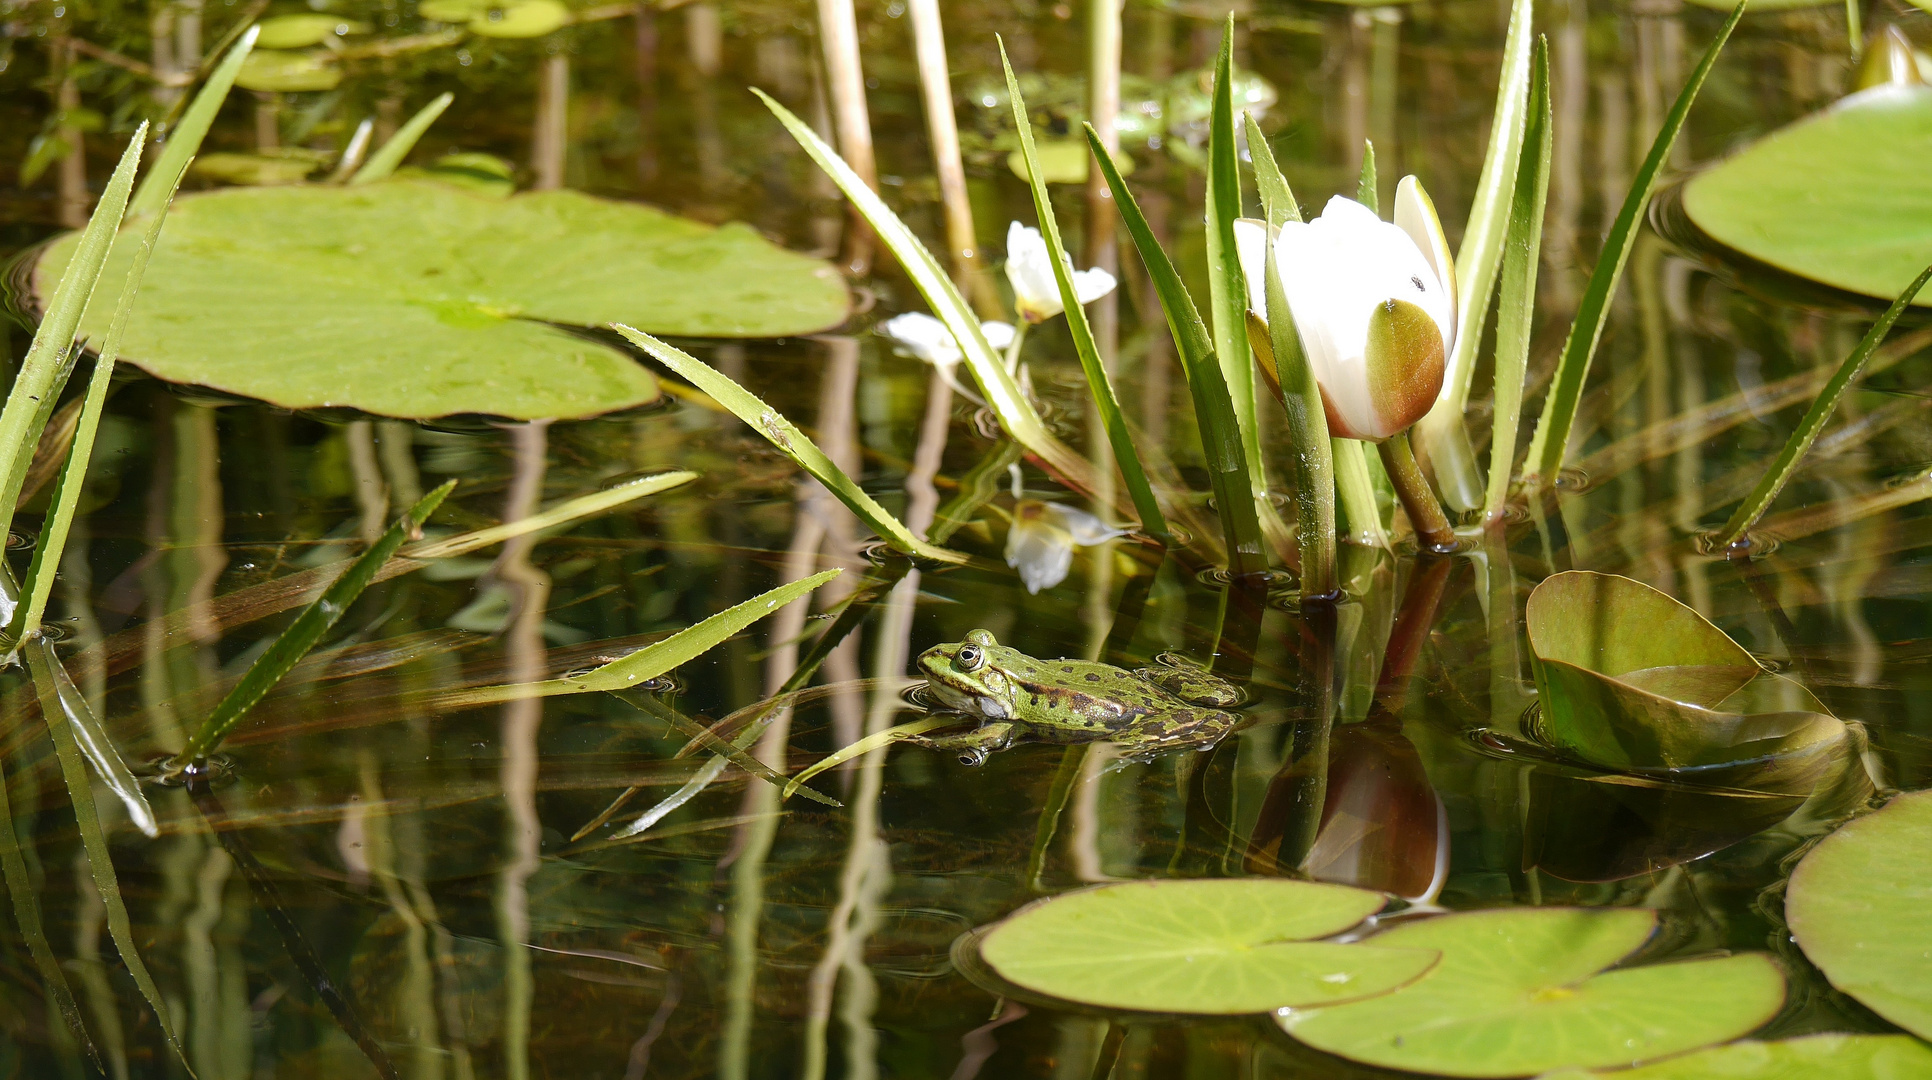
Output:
[1070, 266, 1117, 306]
[980, 321, 1016, 350]
[1394, 175, 1458, 357]
[879, 312, 962, 366]
[1005, 221, 1064, 322]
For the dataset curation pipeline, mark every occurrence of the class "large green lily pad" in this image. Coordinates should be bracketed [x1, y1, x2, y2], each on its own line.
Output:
[1542, 1034, 1932, 1078]
[1786, 789, 1932, 1040]
[1526, 571, 1847, 792]
[1683, 87, 1932, 305]
[1280, 908, 1786, 1077]
[33, 180, 850, 419]
[977, 879, 1438, 1015]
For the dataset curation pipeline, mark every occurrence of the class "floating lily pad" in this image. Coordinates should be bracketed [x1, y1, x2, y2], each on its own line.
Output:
[423, 0, 569, 36]
[253, 13, 370, 49]
[33, 180, 850, 419]
[1786, 789, 1932, 1040]
[1526, 571, 1847, 793]
[978, 879, 1437, 1015]
[1280, 908, 1787, 1078]
[236, 49, 342, 92]
[1541, 1034, 1932, 1078]
[1005, 138, 1131, 184]
[1682, 87, 1932, 305]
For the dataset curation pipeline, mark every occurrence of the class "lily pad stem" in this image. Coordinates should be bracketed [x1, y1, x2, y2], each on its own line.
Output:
[1379, 431, 1456, 552]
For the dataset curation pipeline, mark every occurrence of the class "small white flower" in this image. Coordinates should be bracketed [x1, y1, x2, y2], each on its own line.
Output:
[1004, 499, 1129, 594]
[878, 313, 1014, 403]
[1235, 178, 1455, 442]
[1003, 221, 1117, 324]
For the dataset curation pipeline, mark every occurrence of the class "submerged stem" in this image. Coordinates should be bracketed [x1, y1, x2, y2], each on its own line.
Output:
[1379, 432, 1456, 551]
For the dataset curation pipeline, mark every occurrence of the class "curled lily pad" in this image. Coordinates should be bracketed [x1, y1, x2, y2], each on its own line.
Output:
[393, 152, 516, 197]
[1786, 789, 1932, 1040]
[32, 180, 850, 419]
[977, 879, 1438, 1015]
[192, 149, 331, 186]
[1526, 571, 1847, 793]
[1280, 908, 1787, 1078]
[254, 13, 369, 49]
[1541, 1034, 1932, 1078]
[236, 49, 342, 92]
[1682, 86, 1932, 305]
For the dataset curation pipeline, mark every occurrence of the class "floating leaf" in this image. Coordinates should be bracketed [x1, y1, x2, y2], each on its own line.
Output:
[978, 879, 1437, 1015]
[1280, 908, 1786, 1077]
[1004, 138, 1129, 184]
[237, 49, 342, 92]
[1684, 87, 1932, 305]
[254, 13, 369, 48]
[1786, 788, 1932, 1040]
[33, 181, 850, 419]
[1542, 1034, 1932, 1078]
[1526, 571, 1848, 792]
[467, 0, 569, 38]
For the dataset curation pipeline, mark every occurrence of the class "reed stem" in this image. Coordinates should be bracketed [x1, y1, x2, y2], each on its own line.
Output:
[906, 0, 986, 296]
[814, 0, 877, 274]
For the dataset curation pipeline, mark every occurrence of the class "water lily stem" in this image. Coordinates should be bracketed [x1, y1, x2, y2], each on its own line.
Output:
[1379, 431, 1457, 551]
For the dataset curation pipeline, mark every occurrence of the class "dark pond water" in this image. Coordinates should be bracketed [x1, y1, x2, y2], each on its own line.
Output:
[2, 0, 1931, 1076]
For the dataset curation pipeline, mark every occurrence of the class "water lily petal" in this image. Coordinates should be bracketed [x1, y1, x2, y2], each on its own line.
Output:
[1274, 195, 1454, 441]
[1393, 176, 1458, 357]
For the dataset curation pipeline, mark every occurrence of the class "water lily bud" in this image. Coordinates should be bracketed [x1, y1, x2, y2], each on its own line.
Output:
[1004, 499, 1128, 594]
[1234, 185, 1454, 442]
[1003, 221, 1117, 324]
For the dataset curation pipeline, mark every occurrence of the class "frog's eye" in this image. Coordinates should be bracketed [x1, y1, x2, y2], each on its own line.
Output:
[956, 643, 986, 672]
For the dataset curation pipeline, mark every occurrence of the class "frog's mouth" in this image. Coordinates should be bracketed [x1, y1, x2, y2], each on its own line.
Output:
[920, 678, 984, 716]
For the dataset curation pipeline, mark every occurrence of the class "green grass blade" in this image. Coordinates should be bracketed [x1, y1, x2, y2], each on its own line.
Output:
[169, 482, 455, 767]
[1417, 0, 1534, 510]
[1356, 140, 1378, 213]
[1085, 123, 1266, 577]
[1244, 114, 1302, 226]
[406, 471, 696, 558]
[25, 633, 154, 837]
[1205, 18, 1265, 503]
[782, 716, 951, 801]
[1713, 264, 1932, 548]
[128, 27, 257, 220]
[0, 125, 147, 519]
[1000, 47, 1166, 541]
[1483, 38, 1553, 523]
[24, 640, 187, 1068]
[752, 89, 1098, 493]
[12, 180, 179, 646]
[443, 570, 843, 708]
[615, 326, 964, 564]
[350, 92, 454, 185]
[1525, 1, 1743, 482]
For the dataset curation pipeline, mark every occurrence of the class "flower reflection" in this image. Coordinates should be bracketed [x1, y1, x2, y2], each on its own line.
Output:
[1004, 499, 1128, 594]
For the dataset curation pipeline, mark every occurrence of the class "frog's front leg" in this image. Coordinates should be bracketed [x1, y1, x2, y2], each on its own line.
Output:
[908, 722, 1016, 767]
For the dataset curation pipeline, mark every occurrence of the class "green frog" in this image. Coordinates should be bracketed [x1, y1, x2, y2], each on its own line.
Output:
[911, 630, 1243, 765]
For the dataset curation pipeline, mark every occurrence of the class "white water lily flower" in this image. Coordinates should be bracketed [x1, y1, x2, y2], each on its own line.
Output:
[1235, 177, 1456, 442]
[879, 313, 1015, 403]
[1004, 221, 1117, 324]
[1004, 499, 1129, 594]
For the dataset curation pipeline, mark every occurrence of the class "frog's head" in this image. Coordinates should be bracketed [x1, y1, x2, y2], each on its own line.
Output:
[916, 629, 1020, 719]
